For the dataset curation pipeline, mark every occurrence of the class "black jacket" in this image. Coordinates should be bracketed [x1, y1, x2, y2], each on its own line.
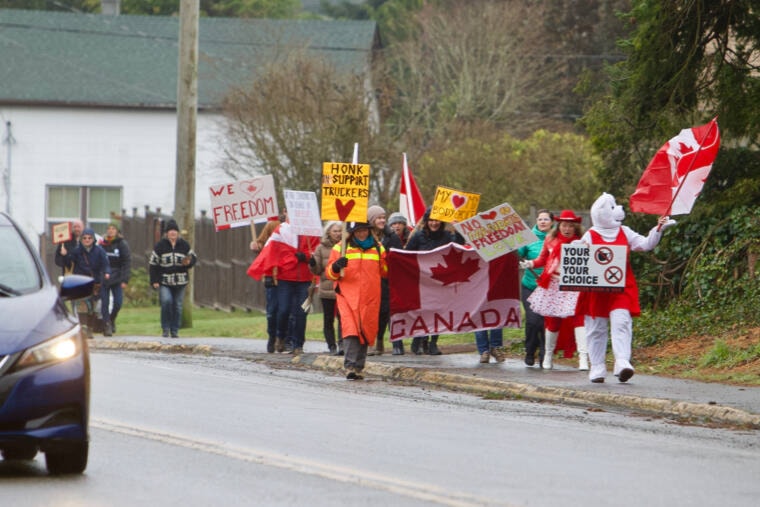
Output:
[100, 236, 132, 286]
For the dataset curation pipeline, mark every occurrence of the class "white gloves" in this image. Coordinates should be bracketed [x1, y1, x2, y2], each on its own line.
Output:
[519, 260, 533, 270]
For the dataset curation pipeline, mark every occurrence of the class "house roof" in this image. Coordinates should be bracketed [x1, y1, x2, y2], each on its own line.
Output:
[0, 9, 379, 110]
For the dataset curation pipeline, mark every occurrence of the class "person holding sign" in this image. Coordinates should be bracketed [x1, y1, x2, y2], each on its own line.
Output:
[325, 221, 388, 380]
[517, 209, 553, 366]
[54, 219, 84, 276]
[524, 210, 587, 370]
[405, 207, 465, 355]
[577, 193, 675, 383]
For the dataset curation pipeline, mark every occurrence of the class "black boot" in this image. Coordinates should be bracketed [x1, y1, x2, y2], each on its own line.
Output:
[266, 336, 276, 353]
[411, 337, 422, 355]
[421, 337, 430, 355]
[392, 341, 404, 355]
[428, 336, 442, 355]
[110, 310, 119, 334]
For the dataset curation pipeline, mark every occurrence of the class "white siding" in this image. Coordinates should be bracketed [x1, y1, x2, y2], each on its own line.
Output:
[0, 106, 232, 246]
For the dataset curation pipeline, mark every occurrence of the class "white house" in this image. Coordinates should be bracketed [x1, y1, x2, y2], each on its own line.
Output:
[0, 9, 379, 246]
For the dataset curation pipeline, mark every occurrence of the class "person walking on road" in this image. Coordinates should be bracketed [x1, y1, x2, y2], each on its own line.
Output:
[326, 221, 387, 380]
[524, 210, 587, 370]
[517, 209, 553, 366]
[60, 227, 110, 337]
[309, 221, 343, 355]
[405, 207, 464, 355]
[149, 219, 197, 338]
[475, 328, 506, 363]
[99, 221, 131, 336]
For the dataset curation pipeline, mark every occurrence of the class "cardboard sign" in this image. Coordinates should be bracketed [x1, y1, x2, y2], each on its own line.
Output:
[209, 175, 278, 231]
[453, 203, 537, 261]
[320, 162, 370, 222]
[429, 185, 480, 222]
[52, 222, 72, 244]
[559, 244, 627, 292]
[284, 190, 322, 237]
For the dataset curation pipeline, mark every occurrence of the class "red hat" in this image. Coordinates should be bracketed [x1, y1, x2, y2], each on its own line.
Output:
[557, 210, 582, 223]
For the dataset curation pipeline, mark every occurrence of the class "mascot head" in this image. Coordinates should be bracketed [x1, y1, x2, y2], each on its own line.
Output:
[590, 193, 625, 230]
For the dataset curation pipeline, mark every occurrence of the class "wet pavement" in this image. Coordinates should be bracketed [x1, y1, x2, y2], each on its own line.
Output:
[91, 336, 760, 429]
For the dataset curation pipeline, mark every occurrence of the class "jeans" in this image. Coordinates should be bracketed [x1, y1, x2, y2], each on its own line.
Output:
[276, 280, 310, 350]
[474, 328, 504, 354]
[159, 284, 186, 334]
[265, 285, 278, 340]
[102, 283, 123, 323]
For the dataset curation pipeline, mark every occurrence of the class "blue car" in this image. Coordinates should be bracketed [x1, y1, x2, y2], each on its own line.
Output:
[0, 212, 93, 474]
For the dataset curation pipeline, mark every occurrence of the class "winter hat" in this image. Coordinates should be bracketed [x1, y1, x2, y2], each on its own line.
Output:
[388, 212, 407, 227]
[165, 219, 180, 232]
[81, 228, 95, 238]
[366, 205, 386, 226]
[556, 210, 582, 223]
[346, 221, 371, 234]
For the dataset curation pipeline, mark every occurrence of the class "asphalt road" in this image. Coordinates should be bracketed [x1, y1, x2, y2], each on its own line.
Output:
[2, 351, 759, 506]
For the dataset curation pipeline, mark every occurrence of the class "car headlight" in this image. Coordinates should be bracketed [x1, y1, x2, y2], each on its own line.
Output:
[14, 325, 82, 370]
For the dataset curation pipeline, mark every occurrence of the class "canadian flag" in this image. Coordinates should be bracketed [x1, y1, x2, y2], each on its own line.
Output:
[388, 243, 520, 340]
[246, 222, 308, 280]
[399, 153, 427, 228]
[630, 118, 720, 216]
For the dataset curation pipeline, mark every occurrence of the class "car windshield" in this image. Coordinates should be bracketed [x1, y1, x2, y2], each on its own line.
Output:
[0, 226, 42, 295]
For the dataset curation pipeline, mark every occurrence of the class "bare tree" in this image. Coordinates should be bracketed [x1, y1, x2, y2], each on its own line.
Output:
[221, 51, 396, 207]
[382, 0, 567, 153]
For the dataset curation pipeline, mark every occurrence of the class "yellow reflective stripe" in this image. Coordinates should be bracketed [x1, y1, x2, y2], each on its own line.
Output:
[345, 252, 381, 260]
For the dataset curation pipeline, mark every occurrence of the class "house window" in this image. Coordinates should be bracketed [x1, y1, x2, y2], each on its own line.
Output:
[46, 185, 122, 237]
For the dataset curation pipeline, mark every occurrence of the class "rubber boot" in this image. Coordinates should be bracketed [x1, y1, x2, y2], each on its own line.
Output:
[542, 330, 558, 369]
[411, 337, 422, 355]
[428, 336, 442, 355]
[575, 326, 589, 371]
[392, 341, 405, 355]
[421, 337, 430, 355]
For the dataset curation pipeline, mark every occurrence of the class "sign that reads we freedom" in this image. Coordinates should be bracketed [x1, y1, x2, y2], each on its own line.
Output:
[209, 175, 278, 231]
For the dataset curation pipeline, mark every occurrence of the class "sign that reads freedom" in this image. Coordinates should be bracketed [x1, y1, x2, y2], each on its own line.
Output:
[559, 244, 627, 292]
[209, 175, 278, 231]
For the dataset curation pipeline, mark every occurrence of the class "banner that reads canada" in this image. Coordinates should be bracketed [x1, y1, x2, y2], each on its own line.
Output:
[388, 243, 521, 340]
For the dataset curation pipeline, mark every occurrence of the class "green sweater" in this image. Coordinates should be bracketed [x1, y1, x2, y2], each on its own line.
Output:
[517, 225, 547, 290]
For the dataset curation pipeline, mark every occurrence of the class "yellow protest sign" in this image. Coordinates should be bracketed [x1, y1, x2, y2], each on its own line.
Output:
[321, 162, 370, 222]
[429, 185, 480, 222]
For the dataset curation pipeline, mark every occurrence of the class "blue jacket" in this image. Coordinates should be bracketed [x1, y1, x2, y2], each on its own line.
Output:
[66, 244, 111, 283]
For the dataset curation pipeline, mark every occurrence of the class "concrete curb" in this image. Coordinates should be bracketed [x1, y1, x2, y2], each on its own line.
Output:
[92, 340, 760, 429]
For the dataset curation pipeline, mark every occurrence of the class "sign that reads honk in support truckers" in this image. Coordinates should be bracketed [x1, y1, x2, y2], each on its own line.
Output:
[559, 244, 627, 293]
[429, 185, 480, 222]
[321, 162, 370, 222]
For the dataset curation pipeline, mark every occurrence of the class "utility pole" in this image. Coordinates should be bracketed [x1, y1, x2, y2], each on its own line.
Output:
[3, 121, 14, 215]
[176, 0, 199, 327]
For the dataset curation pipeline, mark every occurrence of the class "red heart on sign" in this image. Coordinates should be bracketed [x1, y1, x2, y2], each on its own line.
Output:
[451, 194, 466, 209]
[239, 180, 260, 198]
[480, 211, 497, 220]
[335, 199, 356, 221]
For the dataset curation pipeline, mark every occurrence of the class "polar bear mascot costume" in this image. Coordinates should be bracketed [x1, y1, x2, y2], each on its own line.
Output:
[579, 193, 675, 383]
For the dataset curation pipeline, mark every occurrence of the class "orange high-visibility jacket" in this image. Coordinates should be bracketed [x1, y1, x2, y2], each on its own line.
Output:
[326, 240, 388, 345]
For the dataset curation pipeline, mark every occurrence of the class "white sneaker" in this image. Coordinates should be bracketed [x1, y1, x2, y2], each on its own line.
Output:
[589, 364, 606, 383]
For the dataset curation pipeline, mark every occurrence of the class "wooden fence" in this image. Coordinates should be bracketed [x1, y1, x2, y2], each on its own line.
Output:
[41, 208, 279, 313]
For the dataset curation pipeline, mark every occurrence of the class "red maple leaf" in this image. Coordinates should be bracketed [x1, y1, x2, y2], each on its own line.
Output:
[430, 248, 480, 286]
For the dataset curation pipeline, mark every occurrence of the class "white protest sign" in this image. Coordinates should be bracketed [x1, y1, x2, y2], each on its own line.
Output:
[452, 202, 537, 261]
[559, 244, 627, 292]
[209, 175, 278, 231]
[284, 190, 323, 237]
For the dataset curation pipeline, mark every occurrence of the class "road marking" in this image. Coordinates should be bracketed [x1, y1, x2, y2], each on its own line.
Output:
[93, 418, 517, 507]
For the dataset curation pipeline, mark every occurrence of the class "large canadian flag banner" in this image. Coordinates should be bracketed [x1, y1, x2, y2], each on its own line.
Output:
[388, 243, 521, 340]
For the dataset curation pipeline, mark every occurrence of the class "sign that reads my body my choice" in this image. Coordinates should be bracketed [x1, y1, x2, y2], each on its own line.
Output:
[559, 244, 627, 293]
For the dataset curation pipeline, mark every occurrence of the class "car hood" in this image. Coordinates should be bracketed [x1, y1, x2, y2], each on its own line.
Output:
[0, 286, 74, 354]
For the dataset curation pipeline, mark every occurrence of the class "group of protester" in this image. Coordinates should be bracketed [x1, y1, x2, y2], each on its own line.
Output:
[55, 220, 132, 338]
[55, 217, 197, 339]
[249, 191, 675, 384]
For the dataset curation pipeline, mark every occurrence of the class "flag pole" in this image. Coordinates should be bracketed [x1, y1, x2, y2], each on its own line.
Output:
[664, 117, 718, 217]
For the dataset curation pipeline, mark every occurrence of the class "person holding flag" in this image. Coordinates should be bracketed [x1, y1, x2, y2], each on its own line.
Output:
[578, 194, 675, 383]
